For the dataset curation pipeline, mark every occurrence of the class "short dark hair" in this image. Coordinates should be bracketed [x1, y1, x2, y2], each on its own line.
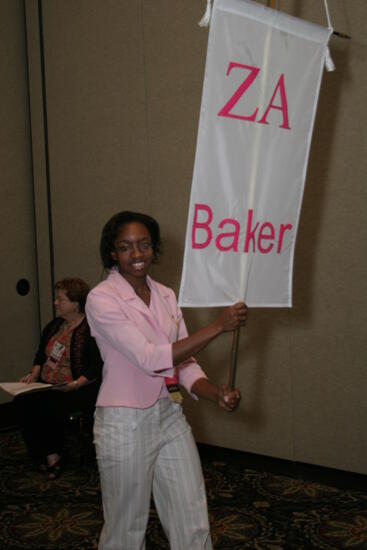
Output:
[100, 211, 161, 269]
[54, 277, 90, 313]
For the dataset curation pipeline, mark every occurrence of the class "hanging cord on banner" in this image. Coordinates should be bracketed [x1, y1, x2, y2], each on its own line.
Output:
[323, 0, 332, 27]
[198, 0, 212, 27]
[198, 0, 349, 39]
[325, 0, 351, 40]
[323, 0, 352, 68]
[322, 0, 335, 72]
[322, 0, 350, 40]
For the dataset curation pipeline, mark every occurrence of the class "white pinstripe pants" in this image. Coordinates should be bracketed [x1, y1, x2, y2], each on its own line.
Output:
[94, 398, 213, 550]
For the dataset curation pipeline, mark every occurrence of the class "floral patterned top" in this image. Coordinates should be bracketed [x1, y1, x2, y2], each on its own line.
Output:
[34, 317, 103, 384]
[40, 325, 74, 384]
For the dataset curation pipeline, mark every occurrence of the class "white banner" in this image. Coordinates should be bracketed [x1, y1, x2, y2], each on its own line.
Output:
[179, 0, 332, 307]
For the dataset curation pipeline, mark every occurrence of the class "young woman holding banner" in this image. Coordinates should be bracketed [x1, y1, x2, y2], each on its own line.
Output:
[86, 211, 247, 550]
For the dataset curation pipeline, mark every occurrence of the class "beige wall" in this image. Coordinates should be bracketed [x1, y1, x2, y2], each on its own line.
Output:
[0, 0, 40, 403]
[2, 0, 366, 473]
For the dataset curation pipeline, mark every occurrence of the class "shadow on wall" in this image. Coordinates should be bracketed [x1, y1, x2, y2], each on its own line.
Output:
[293, 43, 350, 319]
[179, 305, 282, 432]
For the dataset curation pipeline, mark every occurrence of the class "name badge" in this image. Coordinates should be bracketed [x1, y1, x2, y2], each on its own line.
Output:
[50, 340, 65, 362]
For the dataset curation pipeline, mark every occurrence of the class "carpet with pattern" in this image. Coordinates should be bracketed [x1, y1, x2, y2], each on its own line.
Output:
[0, 428, 366, 549]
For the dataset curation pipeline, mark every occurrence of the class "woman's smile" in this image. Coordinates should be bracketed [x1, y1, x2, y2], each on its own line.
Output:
[131, 260, 145, 270]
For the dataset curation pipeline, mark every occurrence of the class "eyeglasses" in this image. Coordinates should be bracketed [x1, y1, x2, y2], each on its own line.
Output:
[114, 241, 153, 254]
[54, 295, 71, 303]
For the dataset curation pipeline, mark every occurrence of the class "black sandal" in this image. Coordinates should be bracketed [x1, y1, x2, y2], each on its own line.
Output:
[37, 462, 48, 473]
[47, 457, 63, 480]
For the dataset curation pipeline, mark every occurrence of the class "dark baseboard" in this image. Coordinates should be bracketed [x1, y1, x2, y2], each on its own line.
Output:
[197, 442, 366, 493]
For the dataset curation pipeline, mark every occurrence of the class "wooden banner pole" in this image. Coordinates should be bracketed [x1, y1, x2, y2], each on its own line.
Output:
[229, 327, 240, 391]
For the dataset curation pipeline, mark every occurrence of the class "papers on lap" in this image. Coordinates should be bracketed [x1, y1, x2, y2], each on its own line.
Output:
[0, 382, 54, 397]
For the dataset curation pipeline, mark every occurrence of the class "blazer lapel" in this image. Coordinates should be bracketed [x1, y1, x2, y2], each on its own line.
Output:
[148, 278, 178, 343]
[108, 268, 149, 313]
[108, 270, 171, 340]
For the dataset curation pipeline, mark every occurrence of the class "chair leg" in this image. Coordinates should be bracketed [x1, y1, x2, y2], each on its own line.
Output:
[68, 410, 94, 466]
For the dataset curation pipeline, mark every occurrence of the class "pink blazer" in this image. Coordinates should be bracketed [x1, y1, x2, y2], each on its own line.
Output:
[85, 268, 207, 408]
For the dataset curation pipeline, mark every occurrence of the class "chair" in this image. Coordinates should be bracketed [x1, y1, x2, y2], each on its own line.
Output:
[67, 408, 95, 465]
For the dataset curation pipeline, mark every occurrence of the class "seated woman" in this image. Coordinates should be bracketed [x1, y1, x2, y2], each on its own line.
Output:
[14, 277, 103, 479]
